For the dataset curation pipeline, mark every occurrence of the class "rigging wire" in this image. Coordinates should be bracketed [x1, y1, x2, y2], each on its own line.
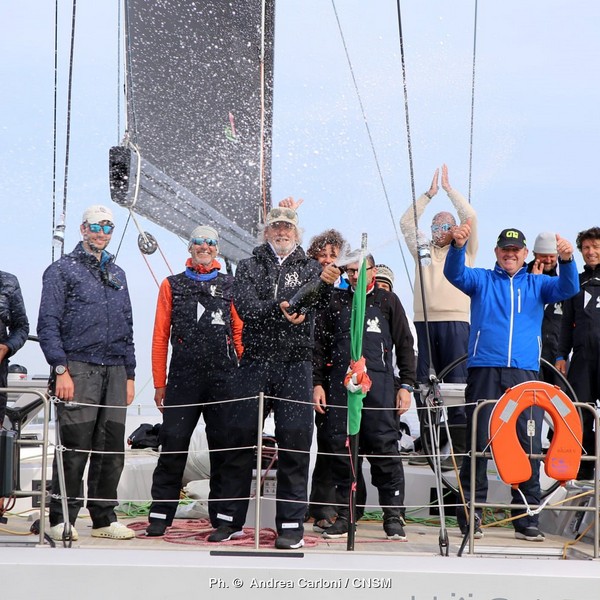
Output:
[467, 0, 479, 204]
[393, 0, 432, 344]
[330, 0, 412, 287]
[51, 0, 60, 263]
[395, 0, 481, 549]
[395, 2, 446, 552]
[111, 2, 173, 284]
[59, 0, 78, 259]
[258, 0, 269, 221]
[112, 203, 174, 286]
[116, 0, 122, 142]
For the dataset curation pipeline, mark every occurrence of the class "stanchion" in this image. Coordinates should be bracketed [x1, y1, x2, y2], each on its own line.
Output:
[253, 392, 265, 550]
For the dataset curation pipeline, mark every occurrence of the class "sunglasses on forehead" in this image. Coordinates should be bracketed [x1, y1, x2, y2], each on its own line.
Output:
[269, 207, 296, 220]
[87, 223, 115, 234]
[191, 237, 218, 247]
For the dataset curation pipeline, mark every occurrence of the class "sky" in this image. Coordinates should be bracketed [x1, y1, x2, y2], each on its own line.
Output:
[1, 0, 599, 405]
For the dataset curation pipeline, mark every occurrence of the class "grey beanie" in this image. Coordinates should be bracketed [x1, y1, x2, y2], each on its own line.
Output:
[533, 232, 557, 254]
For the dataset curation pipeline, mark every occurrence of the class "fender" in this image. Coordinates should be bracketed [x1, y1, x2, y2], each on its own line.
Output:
[489, 381, 582, 487]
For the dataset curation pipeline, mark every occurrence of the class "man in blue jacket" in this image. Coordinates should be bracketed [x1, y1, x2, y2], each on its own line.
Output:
[37, 205, 136, 542]
[444, 222, 578, 542]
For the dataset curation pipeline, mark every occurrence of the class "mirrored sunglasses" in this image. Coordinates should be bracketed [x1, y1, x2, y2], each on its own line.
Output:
[191, 237, 218, 247]
[269, 207, 296, 220]
[88, 223, 115, 234]
[431, 223, 452, 233]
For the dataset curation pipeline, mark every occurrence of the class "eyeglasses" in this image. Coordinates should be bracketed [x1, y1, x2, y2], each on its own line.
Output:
[191, 237, 218, 247]
[431, 223, 452, 233]
[87, 223, 115, 234]
[346, 266, 375, 277]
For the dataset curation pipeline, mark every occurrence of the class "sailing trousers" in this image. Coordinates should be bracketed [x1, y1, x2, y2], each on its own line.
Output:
[415, 321, 468, 426]
[321, 369, 405, 521]
[566, 350, 600, 479]
[309, 407, 367, 522]
[49, 362, 127, 528]
[216, 360, 313, 534]
[148, 369, 234, 527]
[457, 367, 542, 532]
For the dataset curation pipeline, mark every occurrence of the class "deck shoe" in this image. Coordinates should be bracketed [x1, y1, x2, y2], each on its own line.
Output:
[313, 517, 334, 533]
[207, 525, 244, 543]
[407, 452, 429, 466]
[440, 455, 462, 471]
[91, 522, 135, 540]
[145, 521, 168, 537]
[383, 517, 407, 541]
[459, 519, 484, 539]
[515, 526, 545, 542]
[275, 529, 305, 549]
[322, 517, 349, 539]
[48, 522, 79, 542]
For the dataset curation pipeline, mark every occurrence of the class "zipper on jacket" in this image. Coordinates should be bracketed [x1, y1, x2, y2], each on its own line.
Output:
[473, 330, 481, 357]
[380, 341, 385, 367]
[507, 278, 515, 366]
[273, 265, 282, 299]
[517, 288, 522, 313]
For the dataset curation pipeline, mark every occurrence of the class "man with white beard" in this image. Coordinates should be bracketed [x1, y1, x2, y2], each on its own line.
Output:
[211, 207, 339, 550]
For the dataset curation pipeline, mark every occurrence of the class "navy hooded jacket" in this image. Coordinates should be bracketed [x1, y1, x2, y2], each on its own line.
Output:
[37, 242, 135, 378]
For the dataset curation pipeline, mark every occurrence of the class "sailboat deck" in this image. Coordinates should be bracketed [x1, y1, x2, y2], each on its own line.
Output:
[2, 512, 596, 560]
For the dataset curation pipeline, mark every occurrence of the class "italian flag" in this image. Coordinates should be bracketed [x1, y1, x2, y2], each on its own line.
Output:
[345, 257, 372, 435]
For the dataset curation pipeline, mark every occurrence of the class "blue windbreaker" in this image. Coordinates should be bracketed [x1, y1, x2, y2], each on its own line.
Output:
[37, 242, 136, 378]
[444, 243, 579, 370]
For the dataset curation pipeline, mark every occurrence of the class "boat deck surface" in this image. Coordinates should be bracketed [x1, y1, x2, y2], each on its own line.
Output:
[1, 512, 596, 560]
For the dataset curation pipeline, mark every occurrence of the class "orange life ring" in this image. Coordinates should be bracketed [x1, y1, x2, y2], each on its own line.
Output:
[489, 380, 582, 488]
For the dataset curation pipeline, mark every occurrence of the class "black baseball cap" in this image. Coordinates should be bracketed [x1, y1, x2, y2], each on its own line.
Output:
[496, 228, 527, 249]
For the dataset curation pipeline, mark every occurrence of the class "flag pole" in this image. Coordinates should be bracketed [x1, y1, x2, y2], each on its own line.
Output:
[347, 233, 368, 551]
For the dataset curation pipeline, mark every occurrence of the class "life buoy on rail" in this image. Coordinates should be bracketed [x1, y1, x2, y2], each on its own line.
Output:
[489, 380, 582, 488]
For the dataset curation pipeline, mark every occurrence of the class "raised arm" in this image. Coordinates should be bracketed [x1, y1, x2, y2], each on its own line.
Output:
[399, 168, 439, 255]
[443, 164, 478, 259]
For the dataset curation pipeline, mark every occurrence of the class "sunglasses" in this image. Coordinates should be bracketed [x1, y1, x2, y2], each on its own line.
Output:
[269, 207, 296, 221]
[191, 237, 218, 247]
[87, 223, 115, 234]
[431, 223, 452, 233]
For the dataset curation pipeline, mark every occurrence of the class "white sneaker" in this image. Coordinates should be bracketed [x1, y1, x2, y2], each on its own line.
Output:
[48, 522, 79, 541]
[91, 522, 135, 540]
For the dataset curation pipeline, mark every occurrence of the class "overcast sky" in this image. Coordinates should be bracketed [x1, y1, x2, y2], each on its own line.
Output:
[1, 0, 599, 403]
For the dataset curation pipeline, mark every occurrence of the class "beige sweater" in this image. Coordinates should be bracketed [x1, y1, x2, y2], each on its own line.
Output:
[400, 189, 478, 323]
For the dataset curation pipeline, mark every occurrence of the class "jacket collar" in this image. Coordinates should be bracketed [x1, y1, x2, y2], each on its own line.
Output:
[494, 262, 527, 278]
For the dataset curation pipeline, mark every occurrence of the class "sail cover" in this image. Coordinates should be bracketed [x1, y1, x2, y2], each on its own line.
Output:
[110, 0, 275, 261]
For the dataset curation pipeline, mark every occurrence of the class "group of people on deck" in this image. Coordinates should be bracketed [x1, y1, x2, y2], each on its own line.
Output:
[1, 165, 598, 549]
